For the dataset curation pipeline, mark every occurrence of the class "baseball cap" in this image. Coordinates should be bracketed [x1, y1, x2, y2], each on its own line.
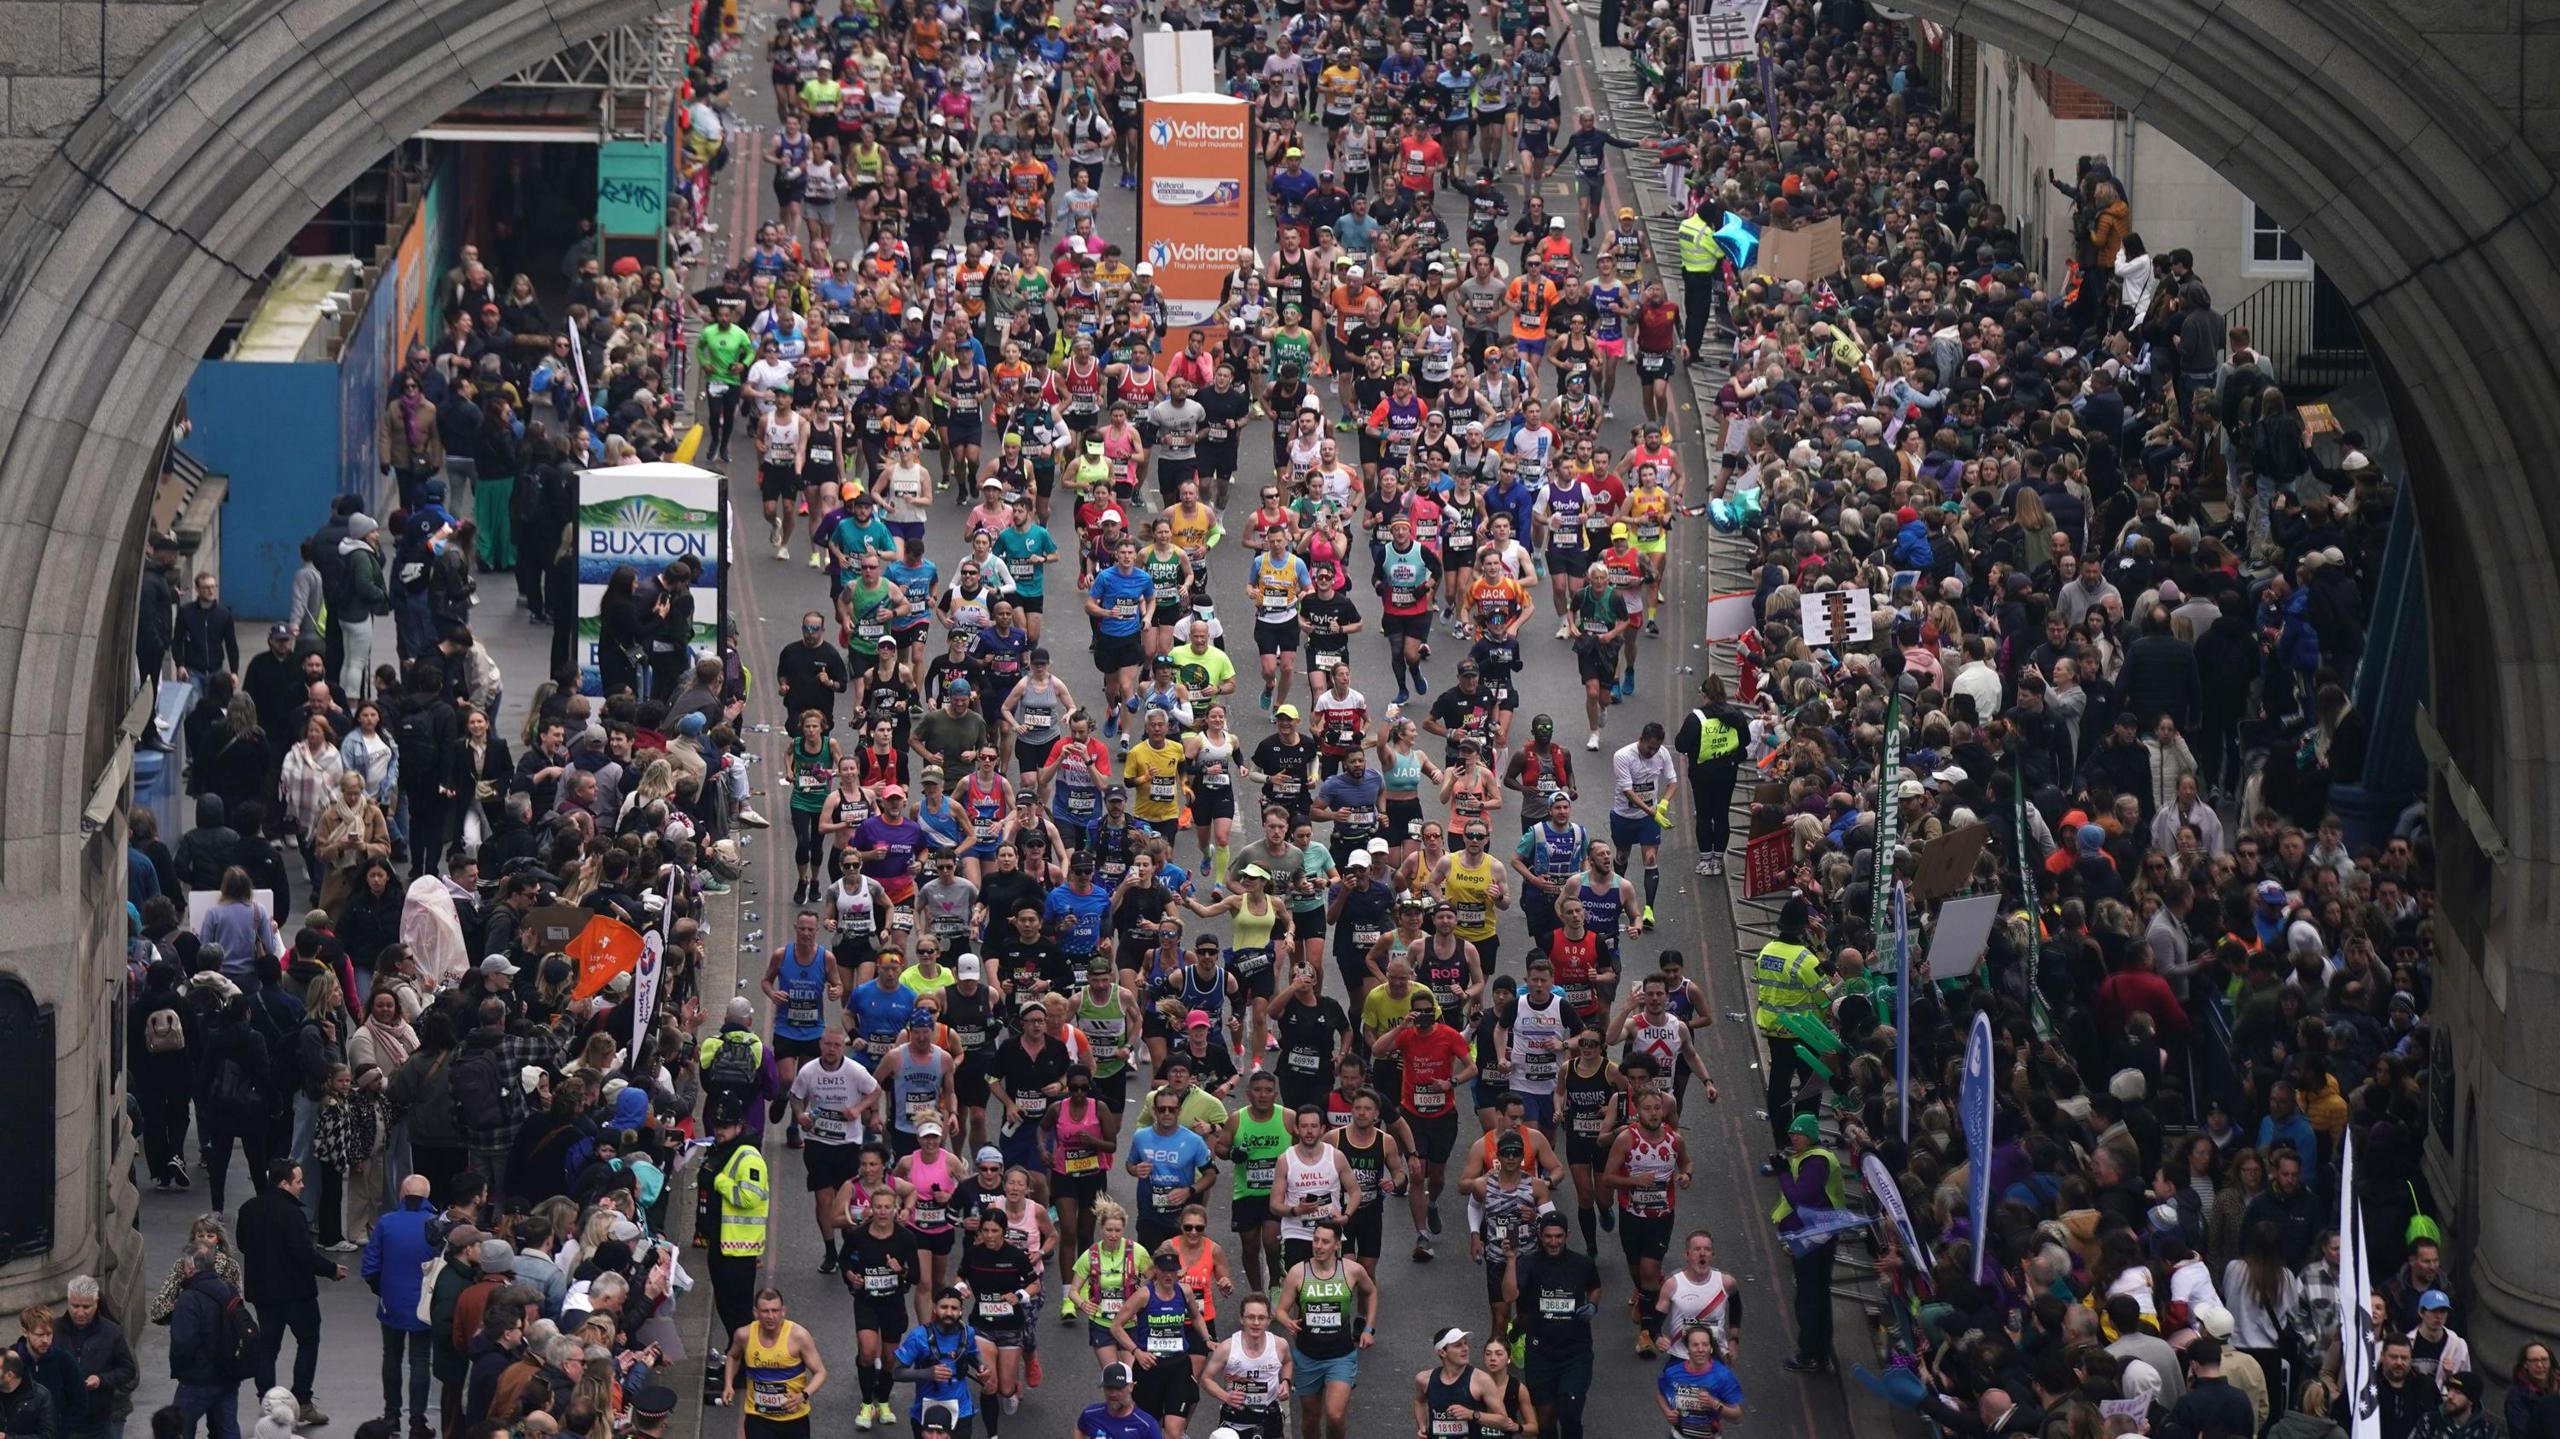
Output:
[2254, 879, 2286, 905]
[1346, 850, 1373, 868]
[956, 954, 982, 980]
[1619, 206, 1636, 219]
[1185, 1009, 1212, 1028]
[268, 622, 294, 641]
[975, 1145, 1005, 1166]
[2419, 1289, 2452, 1312]
[878, 784, 908, 801]
[1273, 703, 1301, 720]
[1434, 1328, 1470, 1350]
[1549, 216, 1567, 229]
[1102, 1363, 1135, 1388]
[1136, 261, 1155, 276]
[480, 954, 520, 977]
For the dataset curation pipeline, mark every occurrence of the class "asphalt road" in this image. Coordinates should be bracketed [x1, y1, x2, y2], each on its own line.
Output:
[684, 14, 1863, 1439]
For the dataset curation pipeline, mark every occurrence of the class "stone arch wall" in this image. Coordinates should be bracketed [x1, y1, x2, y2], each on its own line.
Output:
[0, 0, 2554, 1352]
[1897, 0, 2560, 1367]
[0, 0, 659, 1311]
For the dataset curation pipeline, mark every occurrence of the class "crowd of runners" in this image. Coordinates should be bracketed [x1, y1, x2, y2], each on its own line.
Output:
[107, 0, 2494, 1433]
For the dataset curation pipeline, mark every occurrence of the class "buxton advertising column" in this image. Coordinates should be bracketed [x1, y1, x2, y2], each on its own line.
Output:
[575, 461, 728, 696]
[1138, 94, 1255, 356]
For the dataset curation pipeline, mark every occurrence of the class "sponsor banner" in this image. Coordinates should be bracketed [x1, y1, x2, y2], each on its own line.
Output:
[1140, 95, 1252, 356]
[576, 463, 727, 695]
[1960, 1011, 1994, 1281]
[1149, 176, 1243, 207]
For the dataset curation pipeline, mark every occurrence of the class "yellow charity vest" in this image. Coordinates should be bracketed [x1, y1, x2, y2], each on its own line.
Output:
[1678, 215, 1724, 273]
[714, 1144, 772, 1257]
[740, 1320, 813, 1420]
[1690, 708, 1742, 763]
[1751, 939, 1821, 1036]
[1768, 1144, 1847, 1225]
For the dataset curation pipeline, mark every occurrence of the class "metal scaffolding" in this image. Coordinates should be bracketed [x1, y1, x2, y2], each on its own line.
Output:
[498, 9, 691, 139]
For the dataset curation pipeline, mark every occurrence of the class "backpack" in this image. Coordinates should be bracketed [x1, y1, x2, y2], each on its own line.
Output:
[395, 701, 437, 761]
[448, 1042, 518, 1133]
[214, 1292, 261, 1380]
[208, 1054, 261, 1111]
[144, 1006, 187, 1055]
[703, 1031, 759, 1093]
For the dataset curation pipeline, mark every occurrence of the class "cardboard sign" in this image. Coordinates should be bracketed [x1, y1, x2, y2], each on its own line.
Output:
[1759, 219, 1845, 285]
[523, 904, 596, 954]
[1906, 822, 1992, 904]
[1743, 828, 1794, 899]
[1798, 586, 1874, 647]
[1922, 891, 2003, 982]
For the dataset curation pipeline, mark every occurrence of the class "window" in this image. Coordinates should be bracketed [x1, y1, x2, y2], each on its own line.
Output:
[2244, 199, 2312, 277]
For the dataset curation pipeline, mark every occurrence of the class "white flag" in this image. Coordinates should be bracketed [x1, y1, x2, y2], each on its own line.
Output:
[2339, 1133, 2380, 1439]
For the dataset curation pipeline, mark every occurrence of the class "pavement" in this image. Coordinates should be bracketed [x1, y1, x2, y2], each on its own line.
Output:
[126, 14, 1886, 1439]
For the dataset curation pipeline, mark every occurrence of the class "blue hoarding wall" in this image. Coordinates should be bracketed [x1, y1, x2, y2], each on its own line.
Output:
[182, 361, 343, 619]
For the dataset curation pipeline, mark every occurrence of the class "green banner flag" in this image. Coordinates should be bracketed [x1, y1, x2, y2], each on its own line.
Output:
[1870, 693, 1902, 944]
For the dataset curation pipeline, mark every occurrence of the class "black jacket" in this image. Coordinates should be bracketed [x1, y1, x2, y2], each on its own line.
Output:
[2119, 633, 2201, 732]
[172, 797, 241, 891]
[0, 1373, 58, 1439]
[236, 1188, 337, 1303]
[173, 600, 240, 676]
[166, 1269, 237, 1386]
[138, 560, 180, 662]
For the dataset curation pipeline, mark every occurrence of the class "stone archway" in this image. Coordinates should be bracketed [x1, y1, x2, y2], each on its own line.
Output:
[0, 0, 661, 1309]
[1894, 0, 2560, 1368]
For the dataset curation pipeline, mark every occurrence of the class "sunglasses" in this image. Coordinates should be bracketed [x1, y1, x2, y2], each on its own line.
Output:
[1181, 1223, 1206, 1234]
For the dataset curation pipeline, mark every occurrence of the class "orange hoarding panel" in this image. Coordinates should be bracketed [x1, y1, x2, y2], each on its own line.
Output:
[1140, 96, 1254, 356]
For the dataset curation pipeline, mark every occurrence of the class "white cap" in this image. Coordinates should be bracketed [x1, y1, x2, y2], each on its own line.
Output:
[957, 954, 983, 979]
[1434, 1328, 1470, 1350]
[1135, 261, 1155, 275]
[1366, 837, 1392, 855]
[1347, 850, 1373, 868]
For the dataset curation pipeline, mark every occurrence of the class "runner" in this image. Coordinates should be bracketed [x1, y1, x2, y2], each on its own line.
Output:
[724, 1289, 828, 1439]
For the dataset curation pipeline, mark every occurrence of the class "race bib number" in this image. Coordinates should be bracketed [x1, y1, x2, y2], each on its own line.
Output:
[1305, 1308, 1342, 1331]
[1147, 1331, 1187, 1355]
[1062, 1151, 1102, 1175]
[864, 1268, 898, 1294]
[1538, 1294, 1576, 1317]
[979, 1297, 1015, 1319]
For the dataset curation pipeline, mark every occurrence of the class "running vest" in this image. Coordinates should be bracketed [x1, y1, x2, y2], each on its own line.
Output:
[1661, 1268, 1732, 1344]
[1076, 988, 1132, 1078]
[1221, 1329, 1286, 1412]
[741, 1323, 812, 1420]
[775, 942, 827, 1040]
[1507, 991, 1569, 1093]
[1276, 1144, 1343, 1241]
[892, 1046, 949, 1133]
[1560, 1061, 1613, 1146]
[1231, 1108, 1290, 1199]
[1617, 1124, 1678, 1217]
[1293, 1262, 1358, 1358]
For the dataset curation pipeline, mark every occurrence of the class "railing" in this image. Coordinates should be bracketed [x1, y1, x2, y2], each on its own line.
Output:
[2225, 275, 2368, 395]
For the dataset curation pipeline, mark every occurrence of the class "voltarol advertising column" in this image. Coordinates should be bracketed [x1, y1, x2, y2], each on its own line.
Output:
[1139, 94, 1255, 355]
